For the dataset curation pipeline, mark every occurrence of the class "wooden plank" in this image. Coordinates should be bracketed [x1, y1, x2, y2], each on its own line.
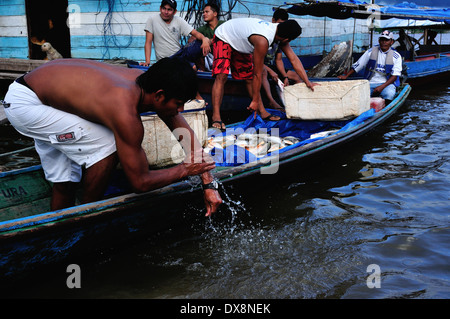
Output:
[0, 58, 46, 73]
[71, 47, 144, 60]
[0, 26, 28, 37]
[0, 15, 27, 27]
[0, 72, 21, 81]
[71, 0, 157, 13]
[0, 42, 30, 60]
[0, 37, 28, 49]
[0, 3, 26, 16]
[0, 169, 52, 222]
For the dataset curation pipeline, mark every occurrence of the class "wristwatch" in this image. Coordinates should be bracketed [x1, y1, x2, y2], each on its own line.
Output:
[202, 180, 219, 191]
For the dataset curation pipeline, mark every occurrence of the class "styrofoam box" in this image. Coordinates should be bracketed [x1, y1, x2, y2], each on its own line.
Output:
[141, 99, 208, 168]
[283, 80, 370, 120]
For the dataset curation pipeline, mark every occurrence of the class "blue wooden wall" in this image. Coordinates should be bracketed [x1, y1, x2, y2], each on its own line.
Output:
[0, 0, 29, 58]
[0, 0, 370, 61]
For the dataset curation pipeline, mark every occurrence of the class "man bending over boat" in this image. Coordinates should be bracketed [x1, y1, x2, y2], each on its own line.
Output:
[3, 58, 222, 216]
[338, 30, 402, 102]
[210, 18, 318, 131]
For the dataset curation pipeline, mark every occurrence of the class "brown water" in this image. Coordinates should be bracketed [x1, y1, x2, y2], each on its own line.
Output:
[0, 82, 449, 301]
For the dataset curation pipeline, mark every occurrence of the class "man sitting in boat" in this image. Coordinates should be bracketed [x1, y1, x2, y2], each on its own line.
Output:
[338, 30, 402, 102]
[210, 18, 318, 131]
[140, 0, 210, 67]
[185, 2, 225, 72]
[3, 58, 222, 216]
[392, 29, 420, 58]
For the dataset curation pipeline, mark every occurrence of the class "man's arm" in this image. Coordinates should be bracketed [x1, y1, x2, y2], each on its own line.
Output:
[187, 34, 196, 43]
[112, 112, 218, 215]
[265, 64, 279, 81]
[247, 35, 270, 113]
[279, 43, 316, 91]
[338, 49, 371, 80]
[338, 68, 356, 80]
[159, 112, 222, 216]
[274, 51, 289, 86]
[190, 29, 211, 56]
[372, 75, 398, 95]
[141, 31, 153, 66]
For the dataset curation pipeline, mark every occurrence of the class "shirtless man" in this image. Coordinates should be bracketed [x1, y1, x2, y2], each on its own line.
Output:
[3, 58, 222, 216]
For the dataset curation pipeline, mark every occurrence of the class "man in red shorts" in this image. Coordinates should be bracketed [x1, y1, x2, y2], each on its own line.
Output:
[210, 18, 317, 130]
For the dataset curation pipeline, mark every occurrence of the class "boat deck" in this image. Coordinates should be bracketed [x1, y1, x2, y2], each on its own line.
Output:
[0, 58, 46, 80]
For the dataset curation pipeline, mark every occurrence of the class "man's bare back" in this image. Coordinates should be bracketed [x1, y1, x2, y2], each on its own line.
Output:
[25, 59, 144, 127]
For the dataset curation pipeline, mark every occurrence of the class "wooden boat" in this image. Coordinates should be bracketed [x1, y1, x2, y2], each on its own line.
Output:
[0, 82, 411, 279]
[282, 0, 450, 87]
[403, 47, 450, 86]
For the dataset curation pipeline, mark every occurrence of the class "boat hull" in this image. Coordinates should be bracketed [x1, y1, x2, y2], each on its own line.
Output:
[405, 54, 450, 86]
[0, 83, 412, 280]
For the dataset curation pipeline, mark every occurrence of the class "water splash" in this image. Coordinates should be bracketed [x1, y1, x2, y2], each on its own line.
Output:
[204, 180, 249, 235]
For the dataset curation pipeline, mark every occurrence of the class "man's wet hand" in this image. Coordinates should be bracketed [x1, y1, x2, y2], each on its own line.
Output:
[204, 189, 222, 217]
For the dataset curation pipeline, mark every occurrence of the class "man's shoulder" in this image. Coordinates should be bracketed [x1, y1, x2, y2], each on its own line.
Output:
[146, 13, 161, 22]
[145, 13, 163, 31]
[391, 48, 402, 60]
[172, 15, 189, 24]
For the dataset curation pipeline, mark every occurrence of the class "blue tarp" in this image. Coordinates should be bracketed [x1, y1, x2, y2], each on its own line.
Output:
[381, 2, 450, 23]
[209, 108, 376, 166]
[287, 1, 450, 24]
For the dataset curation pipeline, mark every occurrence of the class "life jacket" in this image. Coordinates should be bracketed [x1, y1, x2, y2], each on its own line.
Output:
[364, 46, 401, 87]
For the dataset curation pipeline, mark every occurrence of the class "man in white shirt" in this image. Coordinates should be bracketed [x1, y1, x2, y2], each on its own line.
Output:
[141, 0, 210, 66]
[210, 18, 317, 130]
[338, 30, 402, 101]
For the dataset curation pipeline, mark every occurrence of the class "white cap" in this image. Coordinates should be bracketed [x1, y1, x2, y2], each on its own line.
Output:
[380, 30, 394, 40]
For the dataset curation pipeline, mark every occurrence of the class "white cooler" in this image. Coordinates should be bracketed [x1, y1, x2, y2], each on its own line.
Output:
[283, 80, 370, 120]
[141, 99, 208, 168]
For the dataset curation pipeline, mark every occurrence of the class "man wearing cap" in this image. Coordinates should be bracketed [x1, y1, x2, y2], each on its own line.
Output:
[210, 18, 317, 131]
[338, 29, 402, 102]
[141, 0, 211, 66]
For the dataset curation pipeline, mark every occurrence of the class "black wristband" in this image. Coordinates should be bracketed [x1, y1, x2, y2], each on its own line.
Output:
[202, 180, 218, 190]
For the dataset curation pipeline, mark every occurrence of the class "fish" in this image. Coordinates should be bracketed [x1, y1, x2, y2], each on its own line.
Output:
[309, 129, 339, 139]
[282, 136, 300, 145]
[246, 140, 270, 157]
[204, 133, 302, 158]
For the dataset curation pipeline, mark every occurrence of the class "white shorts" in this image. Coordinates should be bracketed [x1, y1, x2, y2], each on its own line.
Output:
[4, 80, 117, 183]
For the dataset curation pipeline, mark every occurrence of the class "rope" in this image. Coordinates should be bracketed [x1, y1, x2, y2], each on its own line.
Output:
[95, 0, 243, 56]
[97, 0, 133, 60]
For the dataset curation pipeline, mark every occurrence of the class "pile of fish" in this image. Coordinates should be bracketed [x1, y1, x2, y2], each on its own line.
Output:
[203, 133, 300, 158]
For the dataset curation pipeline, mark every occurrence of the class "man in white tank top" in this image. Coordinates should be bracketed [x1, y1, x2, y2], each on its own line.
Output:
[210, 18, 317, 130]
